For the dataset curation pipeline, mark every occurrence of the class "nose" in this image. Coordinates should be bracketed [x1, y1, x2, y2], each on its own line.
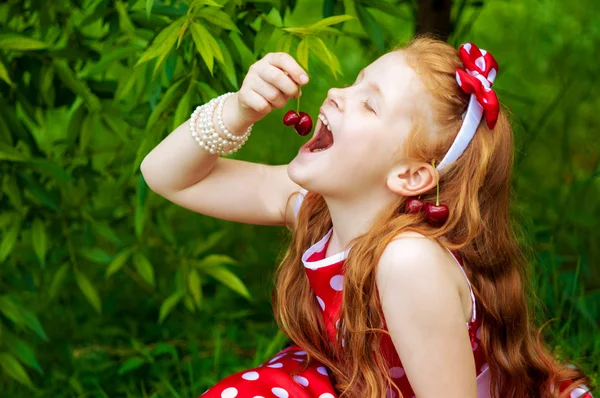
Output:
[326, 87, 344, 112]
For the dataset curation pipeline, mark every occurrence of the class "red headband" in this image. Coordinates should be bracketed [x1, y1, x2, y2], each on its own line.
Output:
[455, 42, 500, 130]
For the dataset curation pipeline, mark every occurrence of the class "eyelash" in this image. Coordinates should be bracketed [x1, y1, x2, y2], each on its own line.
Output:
[344, 83, 375, 113]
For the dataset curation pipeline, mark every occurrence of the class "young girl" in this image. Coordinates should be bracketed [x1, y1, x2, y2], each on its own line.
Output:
[140, 37, 595, 398]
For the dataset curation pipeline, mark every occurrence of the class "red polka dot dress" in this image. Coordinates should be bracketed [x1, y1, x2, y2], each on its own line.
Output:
[198, 190, 594, 398]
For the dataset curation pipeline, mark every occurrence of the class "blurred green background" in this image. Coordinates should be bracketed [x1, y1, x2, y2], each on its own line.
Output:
[0, 0, 598, 396]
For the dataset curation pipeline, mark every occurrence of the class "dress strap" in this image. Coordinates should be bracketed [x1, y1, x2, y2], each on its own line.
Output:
[294, 188, 308, 219]
[446, 249, 477, 323]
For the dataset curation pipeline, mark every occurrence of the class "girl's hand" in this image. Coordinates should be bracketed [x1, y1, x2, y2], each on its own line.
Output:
[236, 52, 309, 125]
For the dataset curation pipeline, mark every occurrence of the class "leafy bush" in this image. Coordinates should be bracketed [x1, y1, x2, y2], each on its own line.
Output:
[0, 0, 597, 396]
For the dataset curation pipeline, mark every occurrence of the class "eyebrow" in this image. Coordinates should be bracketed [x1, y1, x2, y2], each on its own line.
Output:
[357, 68, 384, 102]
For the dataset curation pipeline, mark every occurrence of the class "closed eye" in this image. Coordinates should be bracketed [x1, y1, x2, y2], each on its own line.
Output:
[363, 99, 375, 113]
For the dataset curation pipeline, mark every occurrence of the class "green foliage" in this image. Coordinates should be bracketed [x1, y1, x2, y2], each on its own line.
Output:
[0, 0, 598, 396]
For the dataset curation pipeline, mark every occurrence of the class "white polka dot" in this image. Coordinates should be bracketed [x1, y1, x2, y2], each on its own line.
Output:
[476, 326, 481, 339]
[335, 319, 340, 329]
[241, 371, 259, 380]
[480, 363, 489, 373]
[319, 394, 335, 398]
[341, 337, 345, 347]
[292, 358, 304, 362]
[271, 387, 289, 398]
[480, 49, 487, 56]
[483, 98, 488, 104]
[253, 396, 265, 398]
[267, 362, 283, 368]
[221, 387, 238, 398]
[293, 375, 309, 386]
[475, 56, 486, 71]
[463, 43, 472, 53]
[329, 275, 344, 291]
[388, 367, 405, 378]
[316, 296, 325, 311]
[472, 341, 478, 351]
[488, 68, 496, 83]
[269, 353, 286, 363]
[456, 71, 462, 87]
[386, 387, 397, 398]
[571, 387, 591, 398]
[317, 366, 328, 376]
[294, 350, 307, 356]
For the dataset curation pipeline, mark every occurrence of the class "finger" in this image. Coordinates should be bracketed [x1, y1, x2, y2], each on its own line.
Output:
[251, 77, 287, 109]
[266, 52, 309, 85]
[243, 89, 272, 115]
[259, 65, 299, 98]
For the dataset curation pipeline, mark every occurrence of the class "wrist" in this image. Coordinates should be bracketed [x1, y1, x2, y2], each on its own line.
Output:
[223, 92, 256, 135]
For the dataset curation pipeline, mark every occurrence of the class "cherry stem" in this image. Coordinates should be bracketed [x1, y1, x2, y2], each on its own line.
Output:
[297, 90, 301, 114]
[432, 159, 439, 206]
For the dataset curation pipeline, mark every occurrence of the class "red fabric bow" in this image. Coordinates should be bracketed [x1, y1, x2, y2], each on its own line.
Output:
[456, 42, 500, 130]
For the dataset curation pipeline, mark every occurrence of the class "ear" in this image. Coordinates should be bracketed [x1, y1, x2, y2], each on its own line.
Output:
[386, 161, 437, 197]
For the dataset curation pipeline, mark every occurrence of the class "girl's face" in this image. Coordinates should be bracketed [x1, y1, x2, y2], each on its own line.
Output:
[288, 51, 428, 198]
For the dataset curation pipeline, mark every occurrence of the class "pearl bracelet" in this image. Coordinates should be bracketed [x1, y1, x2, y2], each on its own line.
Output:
[189, 92, 253, 156]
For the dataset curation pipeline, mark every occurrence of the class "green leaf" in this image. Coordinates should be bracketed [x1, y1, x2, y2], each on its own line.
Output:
[75, 271, 102, 314]
[216, 38, 238, 89]
[0, 34, 48, 50]
[152, 343, 179, 360]
[296, 38, 309, 70]
[188, 270, 202, 308]
[48, 263, 69, 301]
[78, 247, 113, 264]
[18, 172, 58, 211]
[356, 4, 384, 51]
[198, 254, 238, 267]
[3, 174, 23, 210]
[80, 45, 142, 78]
[188, 0, 224, 12]
[136, 17, 186, 66]
[309, 15, 355, 30]
[0, 217, 21, 264]
[105, 248, 133, 278]
[158, 291, 183, 324]
[118, 356, 146, 375]
[0, 352, 34, 388]
[173, 85, 192, 130]
[146, 77, 186, 129]
[115, 0, 135, 34]
[31, 218, 47, 267]
[198, 8, 240, 32]
[0, 143, 27, 161]
[0, 60, 14, 87]
[146, 0, 154, 18]
[2, 331, 43, 374]
[19, 306, 48, 341]
[200, 265, 251, 300]
[307, 36, 341, 78]
[254, 22, 275, 56]
[52, 60, 101, 111]
[191, 230, 227, 257]
[135, 173, 149, 238]
[91, 221, 122, 245]
[0, 296, 25, 325]
[133, 253, 155, 286]
[276, 34, 293, 54]
[27, 158, 73, 182]
[190, 22, 224, 73]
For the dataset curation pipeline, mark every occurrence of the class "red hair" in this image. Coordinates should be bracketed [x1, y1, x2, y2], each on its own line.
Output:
[272, 35, 594, 398]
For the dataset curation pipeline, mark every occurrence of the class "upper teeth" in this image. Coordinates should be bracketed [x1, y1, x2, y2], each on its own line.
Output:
[318, 114, 331, 131]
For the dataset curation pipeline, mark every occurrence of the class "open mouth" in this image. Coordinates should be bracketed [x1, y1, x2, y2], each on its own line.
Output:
[302, 114, 334, 153]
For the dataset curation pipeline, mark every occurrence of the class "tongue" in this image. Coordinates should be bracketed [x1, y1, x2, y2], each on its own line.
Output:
[310, 124, 334, 151]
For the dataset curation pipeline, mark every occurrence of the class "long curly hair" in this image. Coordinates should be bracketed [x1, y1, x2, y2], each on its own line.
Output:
[271, 35, 594, 398]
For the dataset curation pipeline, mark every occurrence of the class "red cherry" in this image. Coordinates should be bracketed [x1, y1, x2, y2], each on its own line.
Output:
[405, 198, 425, 214]
[294, 112, 313, 136]
[283, 110, 300, 126]
[425, 203, 449, 227]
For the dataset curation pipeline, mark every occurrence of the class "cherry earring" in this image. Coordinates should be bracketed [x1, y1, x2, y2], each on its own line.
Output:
[282, 89, 312, 136]
[405, 197, 425, 214]
[425, 160, 449, 227]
